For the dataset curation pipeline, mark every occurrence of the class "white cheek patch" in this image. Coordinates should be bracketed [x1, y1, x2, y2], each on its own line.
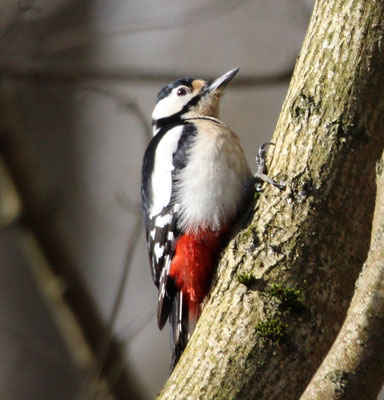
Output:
[152, 92, 194, 122]
[150, 125, 184, 217]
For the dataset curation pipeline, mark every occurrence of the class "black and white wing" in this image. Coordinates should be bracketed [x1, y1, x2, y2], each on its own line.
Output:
[146, 203, 179, 329]
[141, 123, 197, 331]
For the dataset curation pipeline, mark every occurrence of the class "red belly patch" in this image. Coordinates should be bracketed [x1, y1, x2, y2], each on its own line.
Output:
[169, 229, 224, 317]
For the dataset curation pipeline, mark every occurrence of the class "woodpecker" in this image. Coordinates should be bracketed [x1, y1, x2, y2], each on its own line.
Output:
[141, 67, 282, 371]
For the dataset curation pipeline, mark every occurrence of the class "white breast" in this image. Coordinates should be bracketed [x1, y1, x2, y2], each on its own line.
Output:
[175, 119, 252, 234]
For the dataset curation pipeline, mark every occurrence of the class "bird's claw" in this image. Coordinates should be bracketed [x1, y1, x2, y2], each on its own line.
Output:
[254, 142, 285, 191]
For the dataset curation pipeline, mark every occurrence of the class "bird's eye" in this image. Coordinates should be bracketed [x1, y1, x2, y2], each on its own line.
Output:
[176, 87, 189, 96]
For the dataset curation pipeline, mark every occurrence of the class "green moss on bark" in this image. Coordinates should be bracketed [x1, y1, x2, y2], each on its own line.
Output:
[266, 283, 306, 313]
[255, 318, 288, 344]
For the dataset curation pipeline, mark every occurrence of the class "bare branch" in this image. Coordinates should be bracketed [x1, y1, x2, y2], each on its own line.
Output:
[0, 63, 294, 87]
[40, 0, 250, 54]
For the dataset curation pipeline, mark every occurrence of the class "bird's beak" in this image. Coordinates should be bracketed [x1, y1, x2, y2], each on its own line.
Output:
[205, 67, 239, 94]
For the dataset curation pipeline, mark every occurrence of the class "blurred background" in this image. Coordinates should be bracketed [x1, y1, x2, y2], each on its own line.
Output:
[2, 1, 382, 400]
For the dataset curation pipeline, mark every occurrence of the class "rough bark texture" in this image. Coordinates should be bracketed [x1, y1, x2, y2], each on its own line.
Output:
[301, 152, 384, 399]
[158, 0, 384, 399]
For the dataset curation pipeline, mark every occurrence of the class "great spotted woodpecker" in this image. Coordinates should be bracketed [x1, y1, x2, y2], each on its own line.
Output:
[141, 67, 282, 371]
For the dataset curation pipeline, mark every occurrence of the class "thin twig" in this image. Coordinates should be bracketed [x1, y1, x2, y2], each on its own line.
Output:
[82, 85, 152, 141]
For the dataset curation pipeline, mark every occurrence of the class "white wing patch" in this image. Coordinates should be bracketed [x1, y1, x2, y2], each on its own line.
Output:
[155, 213, 172, 228]
[153, 242, 165, 262]
[150, 125, 184, 217]
[167, 231, 174, 241]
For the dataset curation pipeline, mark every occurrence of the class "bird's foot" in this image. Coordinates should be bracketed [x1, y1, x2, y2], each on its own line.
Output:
[254, 142, 285, 191]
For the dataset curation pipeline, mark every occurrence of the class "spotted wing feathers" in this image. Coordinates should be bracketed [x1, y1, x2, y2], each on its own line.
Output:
[146, 205, 179, 329]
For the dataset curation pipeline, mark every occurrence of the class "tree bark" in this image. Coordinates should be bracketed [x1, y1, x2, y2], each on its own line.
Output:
[158, 1, 384, 399]
[300, 149, 384, 399]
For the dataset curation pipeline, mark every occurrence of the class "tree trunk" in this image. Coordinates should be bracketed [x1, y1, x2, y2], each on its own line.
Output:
[158, 1, 384, 399]
[301, 148, 384, 399]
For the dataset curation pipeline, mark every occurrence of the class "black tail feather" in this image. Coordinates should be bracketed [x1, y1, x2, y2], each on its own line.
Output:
[169, 291, 189, 372]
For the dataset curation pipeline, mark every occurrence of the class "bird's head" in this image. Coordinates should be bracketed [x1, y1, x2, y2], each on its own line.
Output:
[152, 67, 239, 133]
